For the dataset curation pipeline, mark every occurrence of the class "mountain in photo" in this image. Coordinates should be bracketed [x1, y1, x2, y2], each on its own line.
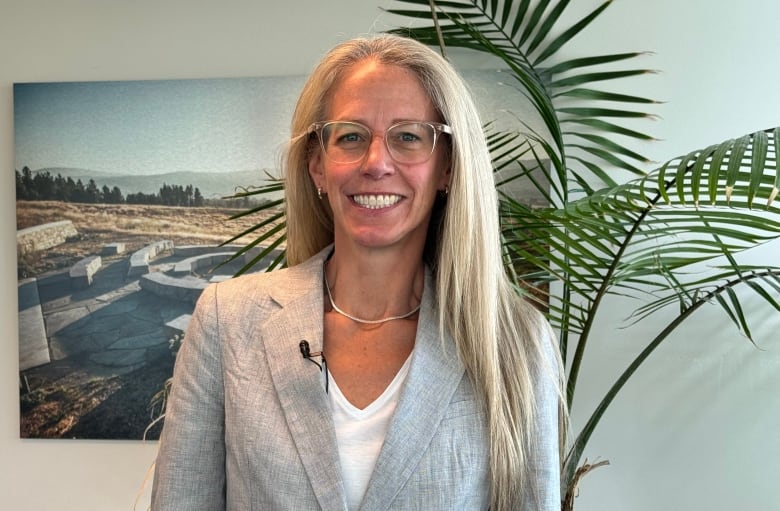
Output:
[31, 167, 274, 199]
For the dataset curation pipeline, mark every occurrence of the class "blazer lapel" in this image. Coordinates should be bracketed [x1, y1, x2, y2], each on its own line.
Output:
[358, 270, 466, 510]
[261, 249, 347, 511]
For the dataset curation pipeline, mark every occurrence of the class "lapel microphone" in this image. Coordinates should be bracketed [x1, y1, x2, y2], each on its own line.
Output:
[299, 340, 329, 393]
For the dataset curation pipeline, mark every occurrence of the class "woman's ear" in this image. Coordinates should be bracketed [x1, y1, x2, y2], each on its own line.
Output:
[440, 168, 451, 191]
[308, 148, 324, 190]
[438, 154, 452, 191]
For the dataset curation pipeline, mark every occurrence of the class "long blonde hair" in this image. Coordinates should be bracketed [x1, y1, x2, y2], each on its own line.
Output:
[284, 34, 562, 510]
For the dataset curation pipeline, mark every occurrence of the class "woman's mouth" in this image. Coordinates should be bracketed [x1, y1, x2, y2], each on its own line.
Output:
[351, 194, 403, 210]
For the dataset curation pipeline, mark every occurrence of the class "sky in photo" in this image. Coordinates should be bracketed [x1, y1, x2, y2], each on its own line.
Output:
[14, 76, 305, 175]
[13, 70, 535, 177]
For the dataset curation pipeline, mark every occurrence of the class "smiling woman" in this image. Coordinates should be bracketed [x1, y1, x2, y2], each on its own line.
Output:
[307, 59, 451, 256]
[151, 35, 564, 511]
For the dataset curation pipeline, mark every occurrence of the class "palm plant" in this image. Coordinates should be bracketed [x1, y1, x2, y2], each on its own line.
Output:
[379, 0, 780, 508]
[223, 0, 780, 508]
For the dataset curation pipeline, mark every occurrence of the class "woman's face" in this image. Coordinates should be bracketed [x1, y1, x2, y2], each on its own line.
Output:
[309, 60, 450, 253]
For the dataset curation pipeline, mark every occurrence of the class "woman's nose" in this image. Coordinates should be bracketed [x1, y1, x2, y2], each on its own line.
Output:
[360, 134, 395, 178]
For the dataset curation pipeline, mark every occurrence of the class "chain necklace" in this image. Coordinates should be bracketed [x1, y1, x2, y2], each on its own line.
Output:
[323, 274, 421, 325]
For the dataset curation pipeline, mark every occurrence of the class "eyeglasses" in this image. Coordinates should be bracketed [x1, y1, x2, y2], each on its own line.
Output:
[308, 120, 451, 165]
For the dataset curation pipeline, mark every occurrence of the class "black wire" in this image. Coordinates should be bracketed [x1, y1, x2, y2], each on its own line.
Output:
[300, 340, 329, 394]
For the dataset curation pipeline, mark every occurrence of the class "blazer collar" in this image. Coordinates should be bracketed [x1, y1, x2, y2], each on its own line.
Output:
[261, 245, 466, 511]
[359, 266, 466, 511]
[260, 246, 347, 511]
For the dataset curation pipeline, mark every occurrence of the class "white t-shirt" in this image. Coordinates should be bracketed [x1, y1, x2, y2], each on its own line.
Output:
[328, 356, 412, 510]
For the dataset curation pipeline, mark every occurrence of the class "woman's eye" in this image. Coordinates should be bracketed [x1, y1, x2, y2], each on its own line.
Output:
[341, 132, 362, 142]
[335, 131, 365, 145]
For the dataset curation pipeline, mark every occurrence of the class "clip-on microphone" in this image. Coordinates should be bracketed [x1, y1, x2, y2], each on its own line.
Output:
[299, 340, 329, 393]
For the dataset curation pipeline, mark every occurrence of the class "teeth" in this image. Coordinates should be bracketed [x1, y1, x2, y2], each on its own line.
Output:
[352, 194, 402, 209]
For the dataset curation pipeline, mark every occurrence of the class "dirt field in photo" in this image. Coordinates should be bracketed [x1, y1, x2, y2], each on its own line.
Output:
[16, 200, 278, 277]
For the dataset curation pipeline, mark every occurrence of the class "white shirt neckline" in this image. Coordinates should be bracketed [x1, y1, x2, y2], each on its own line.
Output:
[327, 354, 413, 509]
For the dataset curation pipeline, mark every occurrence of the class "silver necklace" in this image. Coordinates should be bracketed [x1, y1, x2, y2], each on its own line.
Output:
[323, 274, 421, 325]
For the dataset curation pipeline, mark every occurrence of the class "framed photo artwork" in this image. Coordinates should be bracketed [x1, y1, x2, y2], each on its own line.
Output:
[14, 71, 544, 440]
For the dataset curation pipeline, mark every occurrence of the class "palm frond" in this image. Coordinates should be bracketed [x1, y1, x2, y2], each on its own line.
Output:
[218, 179, 287, 273]
[387, 0, 658, 201]
[562, 266, 780, 486]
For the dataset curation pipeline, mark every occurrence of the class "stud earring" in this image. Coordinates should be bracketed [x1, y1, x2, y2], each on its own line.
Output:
[444, 185, 450, 195]
[317, 187, 323, 200]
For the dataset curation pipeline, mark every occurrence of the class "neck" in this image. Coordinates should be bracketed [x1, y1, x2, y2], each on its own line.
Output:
[324, 245, 425, 323]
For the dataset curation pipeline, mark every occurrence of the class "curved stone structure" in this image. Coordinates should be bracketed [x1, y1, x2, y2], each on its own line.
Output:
[172, 252, 237, 276]
[139, 272, 208, 305]
[17, 220, 78, 256]
[127, 240, 174, 277]
[69, 255, 102, 289]
[18, 278, 50, 371]
[138, 245, 283, 303]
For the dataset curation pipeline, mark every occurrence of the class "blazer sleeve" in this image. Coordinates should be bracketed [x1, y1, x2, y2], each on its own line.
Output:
[523, 322, 562, 511]
[151, 283, 226, 510]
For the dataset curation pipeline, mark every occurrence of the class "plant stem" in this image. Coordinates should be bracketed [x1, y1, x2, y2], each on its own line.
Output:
[565, 201, 652, 408]
[563, 268, 777, 485]
[427, 0, 447, 59]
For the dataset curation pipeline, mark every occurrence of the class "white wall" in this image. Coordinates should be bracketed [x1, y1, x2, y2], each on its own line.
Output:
[1, 1, 778, 510]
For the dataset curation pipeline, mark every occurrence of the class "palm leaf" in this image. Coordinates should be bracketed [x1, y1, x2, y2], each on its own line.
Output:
[562, 267, 780, 485]
[217, 179, 287, 273]
[387, 0, 658, 202]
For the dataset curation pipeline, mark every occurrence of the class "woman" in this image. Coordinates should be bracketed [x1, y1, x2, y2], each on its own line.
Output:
[152, 34, 563, 511]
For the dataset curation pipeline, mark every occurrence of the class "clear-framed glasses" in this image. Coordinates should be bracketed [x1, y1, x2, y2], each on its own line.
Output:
[308, 120, 452, 165]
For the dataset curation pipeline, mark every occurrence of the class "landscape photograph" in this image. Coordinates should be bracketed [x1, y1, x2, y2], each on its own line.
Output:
[14, 71, 541, 441]
[14, 76, 297, 440]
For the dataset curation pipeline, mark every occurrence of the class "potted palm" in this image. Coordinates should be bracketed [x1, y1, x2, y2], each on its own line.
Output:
[222, 1, 780, 508]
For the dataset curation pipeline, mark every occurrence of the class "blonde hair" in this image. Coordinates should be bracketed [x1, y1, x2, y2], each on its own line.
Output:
[284, 34, 561, 510]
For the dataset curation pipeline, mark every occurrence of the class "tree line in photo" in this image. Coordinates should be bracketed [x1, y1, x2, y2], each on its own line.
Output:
[16, 166, 224, 207]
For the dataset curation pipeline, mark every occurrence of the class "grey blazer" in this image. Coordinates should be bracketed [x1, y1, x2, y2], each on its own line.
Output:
[151, 247, 560, 510]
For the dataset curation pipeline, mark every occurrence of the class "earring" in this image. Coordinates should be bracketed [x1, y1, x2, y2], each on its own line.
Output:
[444, 185, 449, 195]
[317, 187, 323, 200]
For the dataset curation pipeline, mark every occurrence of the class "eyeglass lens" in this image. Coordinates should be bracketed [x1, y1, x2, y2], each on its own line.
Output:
[320, 122, 439, 164]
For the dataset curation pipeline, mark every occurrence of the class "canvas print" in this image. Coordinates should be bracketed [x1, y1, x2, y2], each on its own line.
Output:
[15, 71, 544, 440]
